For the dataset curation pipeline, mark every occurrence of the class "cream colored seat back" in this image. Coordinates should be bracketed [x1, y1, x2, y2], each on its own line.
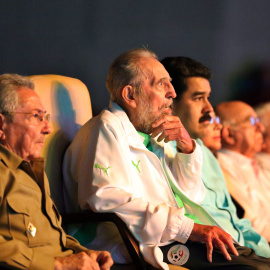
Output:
[28, 75, 92, 212]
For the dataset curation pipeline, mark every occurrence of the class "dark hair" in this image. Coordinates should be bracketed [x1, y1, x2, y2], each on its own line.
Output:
[161, 57, 211, 101]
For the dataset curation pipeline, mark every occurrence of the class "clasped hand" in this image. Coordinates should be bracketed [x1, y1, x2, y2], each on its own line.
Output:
[151, 115, 193, 154]
[54, 250, 113, 270]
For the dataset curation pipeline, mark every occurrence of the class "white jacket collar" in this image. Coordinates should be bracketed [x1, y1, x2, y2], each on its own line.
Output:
[108, 101, 146, 150]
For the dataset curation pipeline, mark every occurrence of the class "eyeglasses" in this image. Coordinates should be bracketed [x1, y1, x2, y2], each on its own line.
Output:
[230, 115, 260, 128]
[8, 112, 50, 125]
[249, 116, 260, 126]
[236, 116, 260, 127]
[209, 116, 220, 125]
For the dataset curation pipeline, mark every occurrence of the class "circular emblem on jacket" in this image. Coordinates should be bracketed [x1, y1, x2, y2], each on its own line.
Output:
[167, 244, 189, 265]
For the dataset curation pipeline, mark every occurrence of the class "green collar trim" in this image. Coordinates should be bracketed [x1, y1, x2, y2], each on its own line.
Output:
[137, 131, 151, 148]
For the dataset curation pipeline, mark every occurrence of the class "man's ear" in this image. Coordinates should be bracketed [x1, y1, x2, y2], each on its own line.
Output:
[221, 125, 235, 145]
[121, 85, 137, 108]
[0, 114, 6, 141]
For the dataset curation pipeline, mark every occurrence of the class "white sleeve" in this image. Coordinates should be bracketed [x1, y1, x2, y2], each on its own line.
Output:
[160, 207, 194, 244]
[171, 140, 205, 204]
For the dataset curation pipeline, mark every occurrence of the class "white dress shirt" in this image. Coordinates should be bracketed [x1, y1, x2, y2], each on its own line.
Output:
[217, 149, 270, 241]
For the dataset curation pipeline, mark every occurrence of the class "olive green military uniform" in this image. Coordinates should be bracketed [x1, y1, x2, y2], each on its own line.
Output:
[0, 145, 88, 270]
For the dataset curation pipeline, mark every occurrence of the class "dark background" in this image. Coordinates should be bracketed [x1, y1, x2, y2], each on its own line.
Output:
[1, 0, 270, 116]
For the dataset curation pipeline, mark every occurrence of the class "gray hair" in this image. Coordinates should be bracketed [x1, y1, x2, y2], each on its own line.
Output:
[0, 74, 34, 119]
[106, 48, 157, 106]
[254, 102, 270, 129]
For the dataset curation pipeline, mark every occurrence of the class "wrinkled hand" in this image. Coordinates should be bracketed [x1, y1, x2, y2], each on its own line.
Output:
[151, 115, 193, 154]
[189, 223, 239, 263]
[84, 250, 113, 270]
[54, 250, 113, 270]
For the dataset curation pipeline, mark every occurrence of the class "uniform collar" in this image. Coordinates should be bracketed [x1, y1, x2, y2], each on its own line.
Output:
[0, 144, 23, 170]
[0, 144, 45, 183]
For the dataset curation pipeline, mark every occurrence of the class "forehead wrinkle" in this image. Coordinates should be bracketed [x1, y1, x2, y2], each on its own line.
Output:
[18, 100, 46, 111]
[139, 58, 155, 83]
[147, 69, 170, 87]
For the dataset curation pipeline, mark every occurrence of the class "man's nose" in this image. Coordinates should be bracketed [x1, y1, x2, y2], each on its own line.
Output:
[256, 122, 265, 133]
[166, 82, 176, 99]
[203, 99, 213, 114]
[42, 120, 52, 135]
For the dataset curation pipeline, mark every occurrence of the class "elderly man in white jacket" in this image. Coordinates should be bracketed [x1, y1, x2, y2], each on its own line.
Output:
[63, 48, 270, 270]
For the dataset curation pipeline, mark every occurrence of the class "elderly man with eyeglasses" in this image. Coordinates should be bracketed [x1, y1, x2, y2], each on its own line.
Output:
[0, 74, 113, 270]
[215, 100, 270, 242]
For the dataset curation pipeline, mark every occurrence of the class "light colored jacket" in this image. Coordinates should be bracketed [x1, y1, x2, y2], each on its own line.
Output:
[217, 148, 270, 243]
[255, 152, 270, 196]
[63, 102, 209, 269]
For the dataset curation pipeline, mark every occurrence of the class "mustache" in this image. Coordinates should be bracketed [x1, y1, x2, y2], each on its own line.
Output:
[161, 99, 173, 110]
[199, 112, 212, 123]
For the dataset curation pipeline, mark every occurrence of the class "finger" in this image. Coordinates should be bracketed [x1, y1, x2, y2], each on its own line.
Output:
[228, 243, 239, 257]
[151, 122, 172, 138]
[86, 250, 98, 260]
[221, 237, 239, 257]
[164, 132, 182, 143]
[86, 256, 100, 270]
[164, 135, 175, 143]
[151, 126, 164, 138]
[206, 241, 213, 263]
[152, 115, 177, 128]
[156, 128, 181, 142]
[152, 122, 182, 139]
[89, 260, 100, 270]
[151, 125, 168, 139]
[98, 252, 114, 270]
[215, 240, 231, 261]
[156, 132, 166, 142]
[152, 115, 171, 128]
[83, 251, 100, 270]
[100, 262, 114, 270]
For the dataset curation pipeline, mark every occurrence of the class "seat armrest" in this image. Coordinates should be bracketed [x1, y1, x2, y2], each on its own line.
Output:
[62, 210, 149, 270]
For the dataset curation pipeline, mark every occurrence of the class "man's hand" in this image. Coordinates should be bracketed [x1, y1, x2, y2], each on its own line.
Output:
[54, 250, 113, 270]
[189, 223, 239, 263]
[84, 250, 113, 270]
[151, 115, 193, 153]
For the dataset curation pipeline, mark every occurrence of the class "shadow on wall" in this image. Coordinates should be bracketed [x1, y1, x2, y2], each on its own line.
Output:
[229, 61, 270, 107]
[46, 82, 81, 212]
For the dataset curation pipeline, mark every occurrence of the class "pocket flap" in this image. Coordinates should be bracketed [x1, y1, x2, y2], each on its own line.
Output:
[7, 197, 30, 216]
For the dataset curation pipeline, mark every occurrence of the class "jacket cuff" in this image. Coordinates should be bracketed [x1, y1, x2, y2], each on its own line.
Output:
[174, 215, 194, 244]
[65, 235, 89, 253]
[161, 207, 194, 244]
[176, 140, 201, 164]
